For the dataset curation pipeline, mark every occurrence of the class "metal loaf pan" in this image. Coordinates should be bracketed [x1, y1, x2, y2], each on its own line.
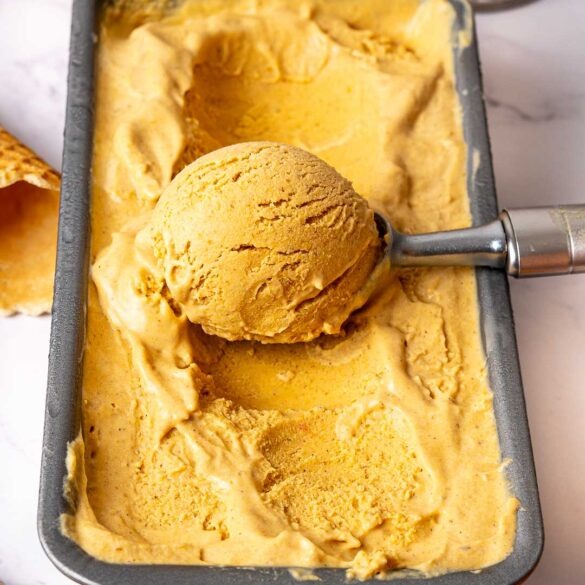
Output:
[38, 0, 544, 583]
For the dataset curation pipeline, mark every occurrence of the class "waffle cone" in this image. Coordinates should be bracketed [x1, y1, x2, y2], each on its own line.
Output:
[0, 127, 60, 316]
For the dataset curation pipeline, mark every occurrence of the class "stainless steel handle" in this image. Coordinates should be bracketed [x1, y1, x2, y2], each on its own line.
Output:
[390, 220, 507, 269]
[384, 204, 585, 278]
[502, 205, 585, 277]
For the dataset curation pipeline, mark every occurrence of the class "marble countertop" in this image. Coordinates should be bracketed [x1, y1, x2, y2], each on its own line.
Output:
[0, 1, 583, 583]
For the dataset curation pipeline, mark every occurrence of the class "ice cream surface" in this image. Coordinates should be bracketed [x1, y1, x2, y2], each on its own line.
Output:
[143, 141, 380, 343]
[63, 0, 518, 579]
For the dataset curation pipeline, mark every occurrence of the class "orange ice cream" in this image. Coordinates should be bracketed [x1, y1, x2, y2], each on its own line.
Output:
[142, 141, 380, 343]
[62, 0, 518, 579]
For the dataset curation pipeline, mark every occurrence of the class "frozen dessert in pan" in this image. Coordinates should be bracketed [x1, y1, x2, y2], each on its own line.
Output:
[63, 0, 518, 579]
[142, 141, 380, 343]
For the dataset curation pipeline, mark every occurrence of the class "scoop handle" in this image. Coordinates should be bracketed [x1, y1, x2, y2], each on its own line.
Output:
[389, 205, 585, 277]
[502, 205, 585, 277]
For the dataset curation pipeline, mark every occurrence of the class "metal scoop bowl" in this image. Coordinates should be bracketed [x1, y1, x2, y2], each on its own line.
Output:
[374, 205, 585, 277]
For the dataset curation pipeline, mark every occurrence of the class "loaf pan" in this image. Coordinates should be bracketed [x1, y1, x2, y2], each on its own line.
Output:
[38, 0, 544, 583]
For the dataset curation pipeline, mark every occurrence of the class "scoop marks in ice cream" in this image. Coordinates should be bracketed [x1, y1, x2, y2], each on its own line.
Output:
[63, 0, 518, 578]
[142, 142, 380, 343]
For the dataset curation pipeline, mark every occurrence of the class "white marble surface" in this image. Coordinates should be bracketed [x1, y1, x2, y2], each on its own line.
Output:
[0, 0, 583, 583]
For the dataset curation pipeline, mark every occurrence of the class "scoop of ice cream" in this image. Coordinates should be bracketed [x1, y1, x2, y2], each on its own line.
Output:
[141, 142, 380, 343]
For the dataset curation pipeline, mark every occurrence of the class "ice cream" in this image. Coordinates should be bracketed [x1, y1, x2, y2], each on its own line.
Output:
[142, 141, 380, 343]
[0, 127, 59, 316]
[62, 0, 518, 579]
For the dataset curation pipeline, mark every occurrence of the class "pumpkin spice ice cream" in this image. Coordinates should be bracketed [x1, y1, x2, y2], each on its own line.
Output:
[143, 142, 380, 343]
[62, 0, 518, 579]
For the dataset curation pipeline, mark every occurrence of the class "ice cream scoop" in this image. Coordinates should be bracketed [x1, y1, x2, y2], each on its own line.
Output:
[375, 205, 585, 277]
[142, 142, 380, 343]
[144, 140, 583, 347]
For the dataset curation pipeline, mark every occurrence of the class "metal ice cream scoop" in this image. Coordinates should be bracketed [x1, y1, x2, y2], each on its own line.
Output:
[375, 205, 585, 277]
